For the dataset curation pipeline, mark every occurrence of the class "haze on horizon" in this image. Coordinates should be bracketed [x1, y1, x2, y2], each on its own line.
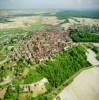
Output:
[0, 0, 99, 10]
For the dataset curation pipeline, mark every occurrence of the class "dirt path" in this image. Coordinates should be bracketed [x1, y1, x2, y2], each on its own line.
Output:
[54, 67, 99, 100]
[86, 49, 99, 66]
[93, 43, 99, 47]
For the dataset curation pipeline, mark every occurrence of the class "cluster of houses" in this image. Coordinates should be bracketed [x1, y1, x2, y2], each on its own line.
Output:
[11, 29, 72, 62]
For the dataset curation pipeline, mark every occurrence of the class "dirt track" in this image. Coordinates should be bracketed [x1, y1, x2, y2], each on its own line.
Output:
[86, 49, 99, 66]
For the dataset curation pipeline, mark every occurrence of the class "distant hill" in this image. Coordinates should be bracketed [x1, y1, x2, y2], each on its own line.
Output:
[54, 10, 99, 19]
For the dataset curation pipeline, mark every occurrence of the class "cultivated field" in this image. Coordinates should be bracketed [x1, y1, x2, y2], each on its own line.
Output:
[55, 67, 99, 100]
[0, 16, 63, 29]
[61, 17, 99, 30]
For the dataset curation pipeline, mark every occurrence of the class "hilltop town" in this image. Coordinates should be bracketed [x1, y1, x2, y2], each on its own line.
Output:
[0, 10, 99, 100]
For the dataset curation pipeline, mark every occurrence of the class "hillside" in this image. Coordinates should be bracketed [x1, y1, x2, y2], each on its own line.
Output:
[0, 10, 99, 100]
